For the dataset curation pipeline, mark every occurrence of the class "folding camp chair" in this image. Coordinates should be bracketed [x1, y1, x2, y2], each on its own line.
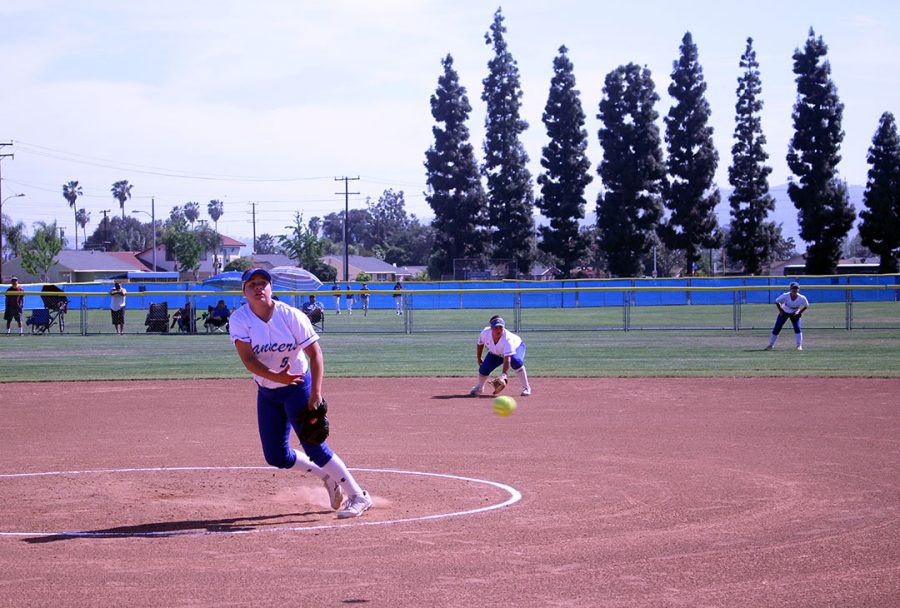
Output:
[144, 302, 169, 333]
[40, 284, 68, 334]
[26, 309, 52, 334]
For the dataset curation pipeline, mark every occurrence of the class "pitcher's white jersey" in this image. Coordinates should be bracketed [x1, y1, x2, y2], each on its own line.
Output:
[230, 300, 319, 389]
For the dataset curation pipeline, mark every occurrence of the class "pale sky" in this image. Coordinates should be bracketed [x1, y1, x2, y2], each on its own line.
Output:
[1, 0, 897, 250]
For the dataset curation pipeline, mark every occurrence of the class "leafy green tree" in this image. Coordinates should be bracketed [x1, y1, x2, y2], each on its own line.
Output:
[321, 208, 371, 248]
[786, 29, 855, 274]
[1, 215, 27, 260]
[536, 45, 592, 278]
[661, 32, 721, 276]
[21, 221, 64, 280]
[161, 215, 202, 278]
[224, 257, 253, 272]
[111, 180, 133, 220]
[727, 38, 780, 275]
[365, 189, 409, 251]
[183, 202, 201, 226]
[596, 63, 666, 277]
[75, 208, 90, 249]
[195, 221, 222, 273]
[207, 199, 225, 270]
[424, 54, 489, 279]
[859, 112, 900, 272]
[278, 212, 333, 280]
[62, 181, 83, 249]
[254, 233, 281, 255]
[83, 215, 151, 251]
[482, 7, 534, 275]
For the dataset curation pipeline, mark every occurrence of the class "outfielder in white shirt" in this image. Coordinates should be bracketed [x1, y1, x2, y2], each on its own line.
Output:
[766, 281, 810, 351]
[230, 268, 372, 519]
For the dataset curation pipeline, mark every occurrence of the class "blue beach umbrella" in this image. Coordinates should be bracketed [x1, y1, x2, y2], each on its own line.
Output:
[201, 271, 244, 290]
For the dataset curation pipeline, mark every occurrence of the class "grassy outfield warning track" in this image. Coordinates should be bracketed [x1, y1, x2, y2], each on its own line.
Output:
[1, 329, 898, 382]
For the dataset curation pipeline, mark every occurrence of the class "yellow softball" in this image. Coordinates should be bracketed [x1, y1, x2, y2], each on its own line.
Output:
[493, 395, 517, 417]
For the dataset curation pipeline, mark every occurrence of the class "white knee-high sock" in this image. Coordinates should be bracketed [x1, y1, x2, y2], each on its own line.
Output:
[796, 333, 803, 347]
[516, 366, 530, 389]
[320, 453, 364, 496]
[292, 449, 328, 480]
[475, 374, 489, 390]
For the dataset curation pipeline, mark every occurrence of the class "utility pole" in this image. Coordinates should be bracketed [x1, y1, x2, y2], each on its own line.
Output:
[0, 142, 14, 281]
[100, 209, 111, 251]
[251, 202, 258, 254]
[334, 176, 359, 282]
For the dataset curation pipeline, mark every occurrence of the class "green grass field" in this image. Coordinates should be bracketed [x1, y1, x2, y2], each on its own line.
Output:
[1, 327, 898, 382]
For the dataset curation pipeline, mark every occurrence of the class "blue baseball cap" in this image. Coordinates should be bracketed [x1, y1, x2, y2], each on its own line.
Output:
[789, 281, 800, 289]
[241, 268, 272, 285]
[490, 317, 506, 328]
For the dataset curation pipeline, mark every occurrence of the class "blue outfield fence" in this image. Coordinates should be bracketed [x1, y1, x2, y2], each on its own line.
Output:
[2, 274, 898, 335]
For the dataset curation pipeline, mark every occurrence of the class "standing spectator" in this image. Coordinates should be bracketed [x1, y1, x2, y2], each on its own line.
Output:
[765, 281, 810, 351]
[109, 281, 127, 335]
[229, 268, 372, 518]
[331, 282, 341, 315]
[360, 283, 370, 317]
[345, 284, 355, 315]
[4, 276, 25, 335]
[393, 281, 403, 316]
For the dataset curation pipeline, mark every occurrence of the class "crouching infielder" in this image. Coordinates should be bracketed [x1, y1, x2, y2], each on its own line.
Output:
[469, 315, 532, 397]
[766, 281, 809, 351]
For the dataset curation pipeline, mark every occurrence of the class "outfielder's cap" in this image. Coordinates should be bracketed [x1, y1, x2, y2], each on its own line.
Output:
[789, 281, 800, 289]
[490, 317, 506, 328]
[10, 276, 18, 281]
[242, 267, 272, 285]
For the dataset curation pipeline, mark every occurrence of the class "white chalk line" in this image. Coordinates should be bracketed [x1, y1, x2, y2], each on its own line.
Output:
[0, 466, 522, 538]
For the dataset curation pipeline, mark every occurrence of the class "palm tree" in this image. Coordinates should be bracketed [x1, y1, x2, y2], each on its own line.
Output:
[75, 208, 91, 247]
[208, 199, 224, 270]
[111, 180, 133, 220]
[62, 180, 83, 249]
[183, 202, 201, 226]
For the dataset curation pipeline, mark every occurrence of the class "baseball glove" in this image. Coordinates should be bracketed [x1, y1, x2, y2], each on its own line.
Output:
[295, 399, 330, 445]
[489, 374, 509, 396]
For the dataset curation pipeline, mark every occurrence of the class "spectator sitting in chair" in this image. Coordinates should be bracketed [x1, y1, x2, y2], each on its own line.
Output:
[171, 301, 195, 333]
[205, 299, 230, 331]
[301, 294, 325, 324]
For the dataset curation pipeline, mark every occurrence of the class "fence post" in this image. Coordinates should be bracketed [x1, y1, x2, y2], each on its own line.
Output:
[623, 289, 630, 331]
[733, 289, 740, 331]
[846, 283, 853, 331]
[80, 295, 88, 336]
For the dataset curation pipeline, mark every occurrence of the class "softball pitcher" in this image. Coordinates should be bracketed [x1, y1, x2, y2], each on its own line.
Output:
[230, 268, 372, 518]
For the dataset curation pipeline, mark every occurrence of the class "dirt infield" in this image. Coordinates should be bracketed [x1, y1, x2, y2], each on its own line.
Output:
[1, 377, 898, 607]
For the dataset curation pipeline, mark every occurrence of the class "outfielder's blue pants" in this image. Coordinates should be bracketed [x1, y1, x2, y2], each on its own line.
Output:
[479, 343, 527, 376]
[771, 313, 802, 335]
[256, 373, 333, 469]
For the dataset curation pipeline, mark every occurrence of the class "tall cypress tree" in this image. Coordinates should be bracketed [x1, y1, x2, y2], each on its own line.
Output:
[727, 37, 779, 275]
[786, 29, 855, 274]
[596, 64, 666, 277]
[536, 45, 592, 278]
[482, 7, 535, 276]
[662, 32, 721, 276]
[859, 112, 900, 273]
[424, 54, 489, 280]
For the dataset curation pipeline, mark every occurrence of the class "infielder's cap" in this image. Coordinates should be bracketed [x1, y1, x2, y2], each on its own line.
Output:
[242, 267, 272, 285]
[10, 276, 18, 281]
[789, 281, 800, 289]
[490, 317, 506, 328]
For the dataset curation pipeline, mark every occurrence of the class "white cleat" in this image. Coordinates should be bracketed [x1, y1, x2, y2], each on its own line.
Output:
[796, 345, 803, 351]
[323, 476, 344, 511]
[764, 345, 774, 351]
[337, 492, 372, 519]
[469, 386, 482, 397]
[521, 387, 532, 396]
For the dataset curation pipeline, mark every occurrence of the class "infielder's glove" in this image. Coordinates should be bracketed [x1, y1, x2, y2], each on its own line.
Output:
[295, 399, 330, 445]
[490, 374, 509, 396]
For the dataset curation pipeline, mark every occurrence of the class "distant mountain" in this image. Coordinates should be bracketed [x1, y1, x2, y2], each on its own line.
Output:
[714, 183, 866, 247]
[582, 183, 866, 250]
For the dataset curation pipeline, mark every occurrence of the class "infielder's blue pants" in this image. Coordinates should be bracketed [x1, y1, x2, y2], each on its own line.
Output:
[771, 313, 802, 335]
[256, 373, 333, 468]
[479, 343, 527, 376]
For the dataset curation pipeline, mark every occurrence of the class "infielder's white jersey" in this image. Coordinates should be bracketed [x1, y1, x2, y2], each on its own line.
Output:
[477, 327, 523, 357]
[775, 292, 809, 315]
[229, 300, 320, 389]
